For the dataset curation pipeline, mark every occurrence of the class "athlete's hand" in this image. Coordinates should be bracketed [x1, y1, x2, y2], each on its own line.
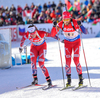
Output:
[19, 47, 23, 53]
[77, 21, 82, 26]
[61, 40, 64, 43]
[53, 21, 57, 27]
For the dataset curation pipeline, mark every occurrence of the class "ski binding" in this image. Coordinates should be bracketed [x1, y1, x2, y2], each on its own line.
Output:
[60, 85, 75, 91]
[42, 85, 57, 90]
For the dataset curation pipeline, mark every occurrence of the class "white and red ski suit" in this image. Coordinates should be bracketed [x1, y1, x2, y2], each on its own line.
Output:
[20, 30, 51, 79]
[51, 19, 87, 76]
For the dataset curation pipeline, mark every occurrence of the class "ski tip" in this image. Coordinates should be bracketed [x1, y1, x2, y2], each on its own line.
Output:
[72, 85, 87, 91]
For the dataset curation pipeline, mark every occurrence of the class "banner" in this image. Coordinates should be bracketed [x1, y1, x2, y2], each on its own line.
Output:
[0, 26, 17, 41]
[11, 27, 17, 41]
[0, 23, 100, 42]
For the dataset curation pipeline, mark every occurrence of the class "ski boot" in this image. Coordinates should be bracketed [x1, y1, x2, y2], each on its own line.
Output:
[66, 74, 71, 87]
[46, 76, 52, 87]
[78, 74, 83, 86]
[31, 74, 38, 85]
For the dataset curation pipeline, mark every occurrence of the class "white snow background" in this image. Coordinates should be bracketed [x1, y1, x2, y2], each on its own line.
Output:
[0, 37, 100, 98]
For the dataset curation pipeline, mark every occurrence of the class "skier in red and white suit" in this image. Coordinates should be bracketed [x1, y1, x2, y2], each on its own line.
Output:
[51, 11, 88, 87]
[19, 24, 57, 86]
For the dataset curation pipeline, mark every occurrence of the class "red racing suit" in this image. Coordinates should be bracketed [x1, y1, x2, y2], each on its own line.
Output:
[20, 30, 51, 78]
[51, 19, 87, 76]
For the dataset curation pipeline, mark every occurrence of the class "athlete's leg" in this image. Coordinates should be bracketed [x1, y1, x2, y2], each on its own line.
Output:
[73, 40, 83, 85]
[30, 44, 38, 84]
[65, 43, 72, 86]
[65, 43, 72, 76]
[38, 43, 49, 77]
[73, 40, 82, 75]
[38, 43, 52, 86]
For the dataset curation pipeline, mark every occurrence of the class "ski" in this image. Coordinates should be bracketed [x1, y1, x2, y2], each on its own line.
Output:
[16, 84, 45, 89]
[59, 86, 75, 91]
[72, 85, 87, 91]
[42, 85, 57, 90]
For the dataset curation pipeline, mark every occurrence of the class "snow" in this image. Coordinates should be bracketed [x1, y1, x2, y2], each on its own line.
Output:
[0, 37, 100, 98]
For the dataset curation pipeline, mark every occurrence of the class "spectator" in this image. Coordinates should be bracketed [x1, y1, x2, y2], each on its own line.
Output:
[5, 6, 9, 12]
[33, 11, 40, 19]
[51, 1, 56, 10]
[33, 18, 38, 24]
[24, 4, 30, 10]
[0, 12, 5, 21]
[0, 18, 4, 26]
[4, 19, 10, 26]
[43, 3, 47, 11]
[38, 4, 42, 13]
[31, 6, 38, 19]
[16, 12, 24, 25]
[47, 1, 51, 9]
[58, 0, 64, 7]
[90, 0, 95, 6]
[45, 9, 51, 17]
[50, 10, 56, 19]
[84, 0, 89, 6]
[9, 11, 16, 21]
[38, 12, 45, 23]
[46, 16, 52, 23]
[55, 9, 61, 16]
[10, 4, 16, 12]
[56, 3, 62, 15]
[17, 5, 23, 15]
[0, 6, 5, 12]
[74, 0, 81, 12]
[30, 3, 35, 10]
[0, 0, 100, 26]
[25, 17, 32, 24]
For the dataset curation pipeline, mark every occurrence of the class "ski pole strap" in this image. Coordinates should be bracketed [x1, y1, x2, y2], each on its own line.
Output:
[71, 19, 76, 31]
[62, 22, 64, 31]
[36, 31, 42, 39]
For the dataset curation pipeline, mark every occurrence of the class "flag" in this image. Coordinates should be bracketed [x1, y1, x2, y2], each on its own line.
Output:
[19, 27, 25, 36]
[74, 0, 81, 11]
[92, 18, 100, 25]
[23, 10, 31, 17]
[80, 25, 88, 34]
[85, 9, 92, 18]
[64, 0, 73, 12]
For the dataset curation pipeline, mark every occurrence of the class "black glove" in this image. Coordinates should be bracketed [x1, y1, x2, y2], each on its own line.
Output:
[53, 21, 57, 27]
[61, 40, 64, 43]
[77, 21, 81, 26]
[19, 47, 23, 53]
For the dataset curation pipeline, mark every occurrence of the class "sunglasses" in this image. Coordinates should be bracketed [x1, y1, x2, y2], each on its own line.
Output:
[28, 26, 36, 33]
[63, 18, 70, 22]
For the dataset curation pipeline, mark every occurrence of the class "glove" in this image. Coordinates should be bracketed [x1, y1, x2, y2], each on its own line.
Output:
[53, 21, 57, 27]
[19, 47, 23, 53]
[61, 40, 64, 43]
[77, 21, 81, 26]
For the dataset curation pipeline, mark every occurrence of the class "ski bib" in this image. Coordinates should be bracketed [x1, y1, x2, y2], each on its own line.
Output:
[63, 31, 79, 39]
[32, 38, 45, 45]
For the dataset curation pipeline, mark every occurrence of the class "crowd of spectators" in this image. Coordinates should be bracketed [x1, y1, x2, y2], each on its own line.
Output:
[0, 0, 100, 26]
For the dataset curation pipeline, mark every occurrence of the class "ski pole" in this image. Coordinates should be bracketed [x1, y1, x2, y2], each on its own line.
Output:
[20, 52, 22, 66]
[79, 30, 92, 87]
[58, 38, 65, 87]
[20, 42, 31, 65]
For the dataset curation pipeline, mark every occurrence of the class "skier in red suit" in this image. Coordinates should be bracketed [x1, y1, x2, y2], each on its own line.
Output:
[51, 11, 88, 87]
[19, 24, 57, 87]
